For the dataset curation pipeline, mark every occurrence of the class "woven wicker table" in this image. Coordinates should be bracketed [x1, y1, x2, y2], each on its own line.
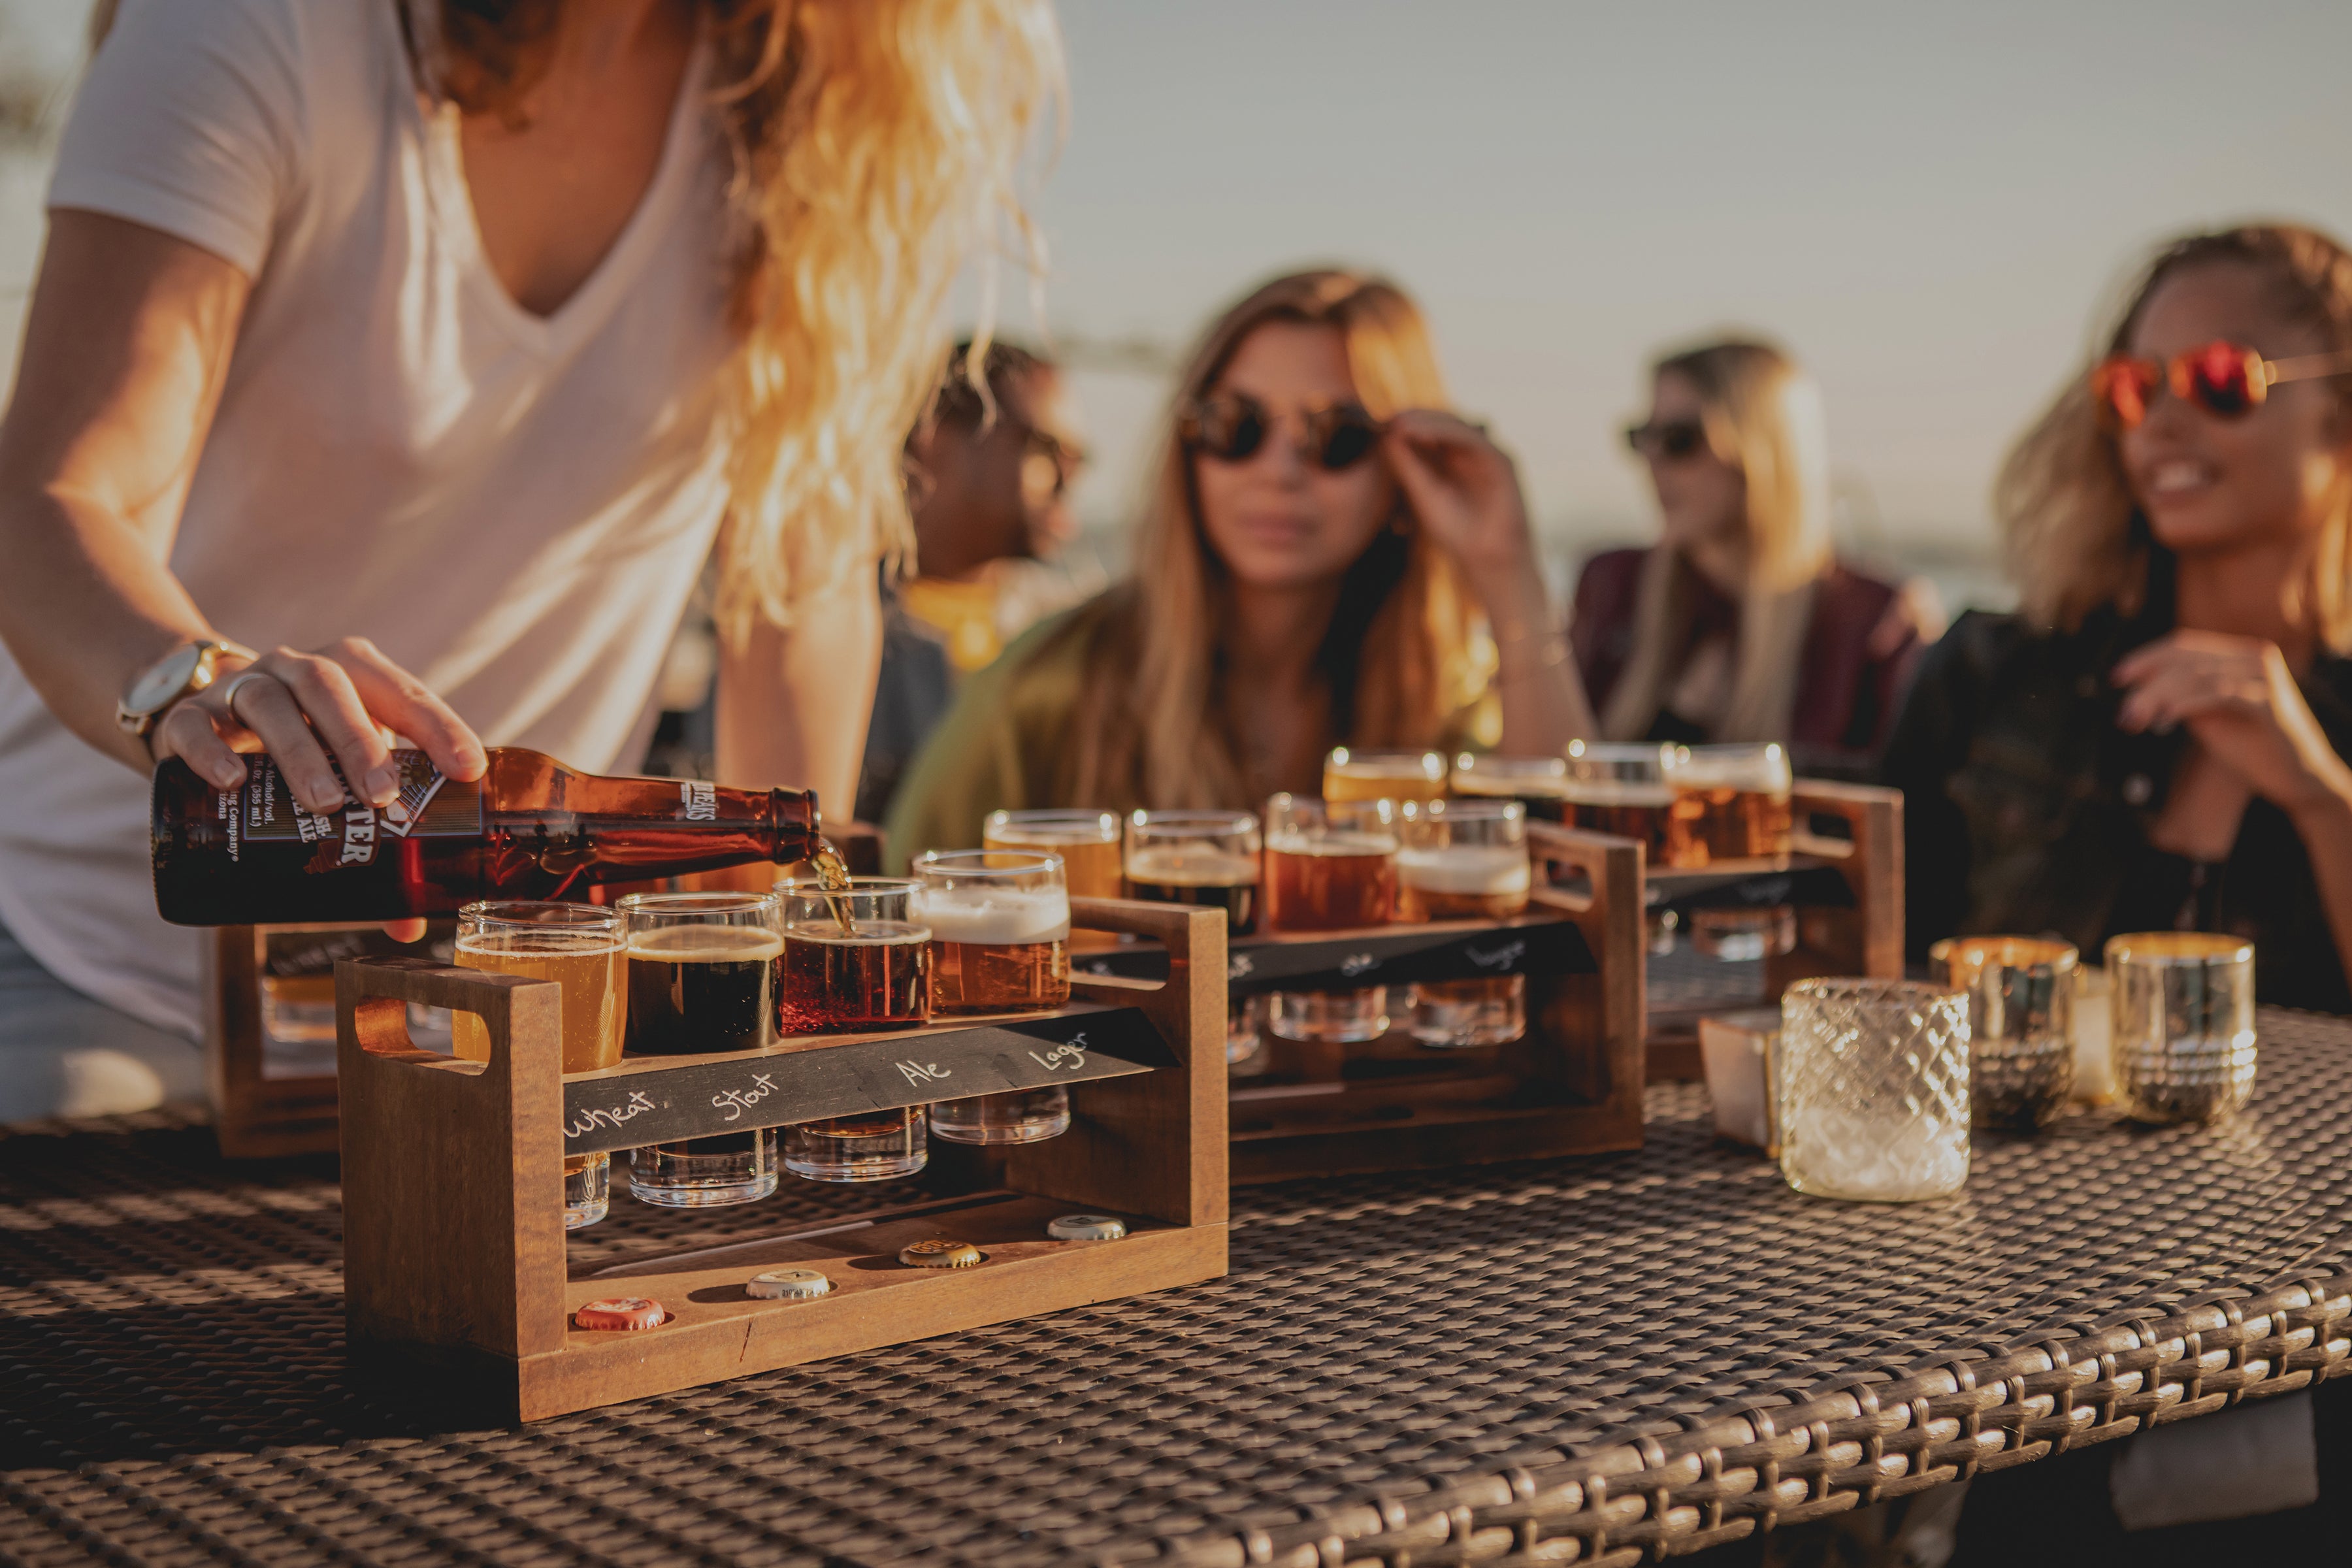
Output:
[5, 1009, 2350, 1567]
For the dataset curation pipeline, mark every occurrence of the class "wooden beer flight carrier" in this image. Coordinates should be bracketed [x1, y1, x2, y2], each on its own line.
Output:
[1644, 779, 1904, 1079]
[1079, 821, 1648, 1184]
[333, 896, 1226, 1423]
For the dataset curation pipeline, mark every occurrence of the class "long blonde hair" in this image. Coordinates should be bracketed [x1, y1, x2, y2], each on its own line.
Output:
[1059, 269, 1484, 809]
[90, 0, 1064, 643]
[1999, 223, 2352, 647]
[1603, 338, 1833, 742]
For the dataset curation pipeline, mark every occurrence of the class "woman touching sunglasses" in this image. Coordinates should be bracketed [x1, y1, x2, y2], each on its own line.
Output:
[885, 268, 1593, 851]
[1884, 222, 2352, 1012]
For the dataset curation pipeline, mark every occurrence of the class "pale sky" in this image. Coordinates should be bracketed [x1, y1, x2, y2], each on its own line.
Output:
[8, 0, 2352, 580]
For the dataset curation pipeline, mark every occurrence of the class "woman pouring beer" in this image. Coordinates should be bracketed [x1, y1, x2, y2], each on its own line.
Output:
[886, 269, 1595, 851]
[0, 0, 1062, 1117]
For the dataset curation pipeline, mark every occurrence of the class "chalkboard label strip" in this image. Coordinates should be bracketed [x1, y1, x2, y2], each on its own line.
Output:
[1074, 915, 1595, 995]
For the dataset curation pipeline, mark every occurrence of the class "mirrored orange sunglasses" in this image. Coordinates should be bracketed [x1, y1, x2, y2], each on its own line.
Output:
[2092, 340, 2352, 432]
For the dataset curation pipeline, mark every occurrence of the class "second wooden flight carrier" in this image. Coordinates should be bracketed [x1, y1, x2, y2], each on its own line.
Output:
[334, 897, 1225, 1423]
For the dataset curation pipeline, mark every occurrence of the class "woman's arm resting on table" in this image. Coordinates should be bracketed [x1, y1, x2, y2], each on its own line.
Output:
[0, 212, 480, 815]
[713, 567, 883, 822]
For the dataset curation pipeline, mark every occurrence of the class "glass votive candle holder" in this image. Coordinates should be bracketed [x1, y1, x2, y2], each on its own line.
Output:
[1934, 936, 2076, 1130]
[2104, 932, 2257, 1124]
[1778, 977, 1970, 1202]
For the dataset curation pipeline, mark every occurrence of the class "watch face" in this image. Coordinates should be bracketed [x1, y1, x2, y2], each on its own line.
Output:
[125, 644, 204, 714]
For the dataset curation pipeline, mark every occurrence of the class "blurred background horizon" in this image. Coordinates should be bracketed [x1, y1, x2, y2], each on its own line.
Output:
[8, 0, 2352, 614]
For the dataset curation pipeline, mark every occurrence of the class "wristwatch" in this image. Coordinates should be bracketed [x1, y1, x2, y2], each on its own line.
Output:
[116, 638, 256, 740]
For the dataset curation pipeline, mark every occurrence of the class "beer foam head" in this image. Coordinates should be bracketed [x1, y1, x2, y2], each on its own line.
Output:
[783, 921, 928, 946]
[1396, 844, 1532, 896]
[1125, 845, 1260, 887]
[1561, 779, 1673, 808]
[625, 926, 783, 963]
[912, 886, 1071, 945]
[1266, 829, 1396, 858]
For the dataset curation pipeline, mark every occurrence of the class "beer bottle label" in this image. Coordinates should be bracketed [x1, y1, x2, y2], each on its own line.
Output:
[229, 751, 482, 872]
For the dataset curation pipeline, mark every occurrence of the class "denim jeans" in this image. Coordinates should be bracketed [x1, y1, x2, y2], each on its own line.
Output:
[0, 917, 204, 1120]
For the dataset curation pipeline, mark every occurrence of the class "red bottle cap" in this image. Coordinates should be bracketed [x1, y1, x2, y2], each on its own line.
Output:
[575, 1296, 666, 1331]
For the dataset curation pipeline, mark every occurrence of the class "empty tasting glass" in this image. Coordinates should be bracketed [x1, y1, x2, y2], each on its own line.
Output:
[1126, 809, 1266, 1062]
[772, 877, 932, 1180]
[984, 809, 1122, 900]
[454, 901, 624, 1230]
[1935, 936, 2076, 1129]
[1778, 977, 1970, 1203]
[1396, 800, 1531, 1049]
[1322, 746, 1448, 804]
[619, 891, 783, 1207]
[1449, 752, 1571, 822]
[1661, 742, 1795, 960]
[1264, 794, 1397, 1043]
[915, 849, 1072, 1143]
[2105, 932, 2258, 1124]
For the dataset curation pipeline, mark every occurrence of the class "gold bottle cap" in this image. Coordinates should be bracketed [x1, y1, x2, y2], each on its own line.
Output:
[1047, 1213, 1128, 1241]
[899, 1237, 983, 1269]
[746, 1267, 833, 1300]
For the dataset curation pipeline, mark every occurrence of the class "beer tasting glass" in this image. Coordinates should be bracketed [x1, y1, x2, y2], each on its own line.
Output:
[914, 849, 1073, 1142]
[1126, 808, 1264, 1060]
[1934, 936, 2076, 1128]
[1449, 752, 1570, 822]
[618, 890, 783, 1207]
[1264, 794, 1398, 1043]
[1561, 741, 1676, 951]
[1661, 742, 1795, 960]
[2105, 932, 2258, 1124]
[984, 809, 1122, 900]
[454, 901, 624, 1229]
[1778, 977, 1970, 1202]
[772, 877, 932, 1180]
[1322, 745, 1448, 804]
[1395, 800, 1531, 1047]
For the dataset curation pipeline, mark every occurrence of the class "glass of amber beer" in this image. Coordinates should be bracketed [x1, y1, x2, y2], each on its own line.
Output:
[1264, 794, 1397, 1043]
[1560, 741, 1675, 861]
[984, 810, 1121, 900]
[1450, 753, 1570, 822]
[1394, 800, 1532, 1047]
[913, 849, 1073, 1143]
[455, 902, 624, 1229]
[1126, 808, 1265, 1060]
[772, 877, 932, 1180]
[1660, 742, 1797, 960]
[1323, 746, 1448, 804]
[617, 891, 784, 1207]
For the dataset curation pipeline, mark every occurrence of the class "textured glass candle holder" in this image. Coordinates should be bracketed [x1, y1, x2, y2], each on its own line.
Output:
[1778, 978, 1970, 1202]
[2105, 932, 2257, 1125]
[1933, 936, 2076, 1130]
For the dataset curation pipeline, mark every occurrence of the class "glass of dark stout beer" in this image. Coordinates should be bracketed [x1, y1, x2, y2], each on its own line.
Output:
[1394, 800, 1532, 1048]
[1124, 808, 1265, 1061]
[617, 890, 785, 1206]
[771, 876, 932, 1181]
[913, 849, 1073, 1143]
[1264, 794, 1398, 1043]
[453, 901, 625, 1228]
[1659, 743, 1797, 960]
[1448, 753, 1570, 821]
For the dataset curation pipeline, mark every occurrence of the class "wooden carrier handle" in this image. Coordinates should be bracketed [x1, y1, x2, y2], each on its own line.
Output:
[1521, 822, 1646, 1109]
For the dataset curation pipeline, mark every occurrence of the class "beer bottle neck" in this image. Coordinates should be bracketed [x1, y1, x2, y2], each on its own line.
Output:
[756, 786, 821, 864]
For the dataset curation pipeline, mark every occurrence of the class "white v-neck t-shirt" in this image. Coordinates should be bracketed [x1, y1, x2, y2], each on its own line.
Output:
[0, 0, 740, 1037]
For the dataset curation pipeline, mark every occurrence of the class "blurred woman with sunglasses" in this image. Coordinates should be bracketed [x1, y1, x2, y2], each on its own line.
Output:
[884, 269, 1592, 851]
[1884, 223, 2352, 1009]
[1573, 339, 1934, 774]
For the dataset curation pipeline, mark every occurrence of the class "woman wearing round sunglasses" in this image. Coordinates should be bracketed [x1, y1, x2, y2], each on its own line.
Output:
[1885, 222, 2352, 1011]
[1572, 338, 1935, 775]
[885, 268, 1591, 848]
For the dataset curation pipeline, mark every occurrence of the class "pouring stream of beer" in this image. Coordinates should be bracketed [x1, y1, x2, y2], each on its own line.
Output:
[812, 841, 857, 934]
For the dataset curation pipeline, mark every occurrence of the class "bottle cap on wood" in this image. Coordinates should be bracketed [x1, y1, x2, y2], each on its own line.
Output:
[898, 1237, 983, 1269]
[575, 1297, 666, 1331]
[1047, 1214, 1128, 1241]
[746, 1267, 833, 1300]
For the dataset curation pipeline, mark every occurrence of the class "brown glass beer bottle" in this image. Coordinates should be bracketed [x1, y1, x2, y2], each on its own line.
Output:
[152, 747, 821, 925]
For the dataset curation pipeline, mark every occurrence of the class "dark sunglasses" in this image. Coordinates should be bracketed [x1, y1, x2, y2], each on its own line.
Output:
[2092, 340, 2352, 433]
[1625, 419, 1709, 461]
[1181, 393, 1386, 471]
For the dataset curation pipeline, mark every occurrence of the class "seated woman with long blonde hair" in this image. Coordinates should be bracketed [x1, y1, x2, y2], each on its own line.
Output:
[1573, 338, 1932, 774]
[884, 269, 1592, 848]
[1884, 222, 2352, 1011]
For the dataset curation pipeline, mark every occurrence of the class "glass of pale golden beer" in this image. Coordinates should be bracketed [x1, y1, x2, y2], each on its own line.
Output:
[1323, 746, 1448, 804]
[771, 877, 932, 1180]
[1264, 794, 1397, 1043]
[983, 809, 1122, 900]
[455, 901, 623, 1229]
[1449, 752, 1570, 822]
[914, 849, 1073, 1143]
[1126, 808, 1265, 1060]
[1394, 799, 1532, 1047]
[617, 890, 784, 1207]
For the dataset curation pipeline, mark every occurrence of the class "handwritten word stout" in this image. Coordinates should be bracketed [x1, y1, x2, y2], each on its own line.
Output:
[712, 1073, 779, 1121]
